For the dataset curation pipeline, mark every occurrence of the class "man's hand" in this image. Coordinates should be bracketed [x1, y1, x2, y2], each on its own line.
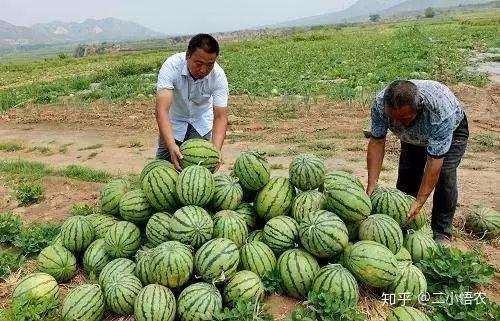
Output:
[405, 200, 424, 227]
[366, 184, 376, 196]
[167, 143, 183, 171]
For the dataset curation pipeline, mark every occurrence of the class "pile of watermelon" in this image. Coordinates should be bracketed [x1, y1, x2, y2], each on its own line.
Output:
[10, 139, 441, 321]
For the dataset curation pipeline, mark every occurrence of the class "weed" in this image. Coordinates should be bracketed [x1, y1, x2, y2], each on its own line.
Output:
[0, 143, 23, 152]
[15, 182, 44, 206]
[0, 250, 25, 278]
[70, 203, 99, 216]
[13, 222, 61, 254]
[0, 294, 59, 321]
[27, 146, 52, 155]
[0, 212, 22, 243]
[78, 143, 103, 151]
[57, 165, 112, 183]
[470, 133, 499, 152]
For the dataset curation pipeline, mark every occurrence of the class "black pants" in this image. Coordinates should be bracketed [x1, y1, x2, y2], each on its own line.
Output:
[396, 115, 469, 238]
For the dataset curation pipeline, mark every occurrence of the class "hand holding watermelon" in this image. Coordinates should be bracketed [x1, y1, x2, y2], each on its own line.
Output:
[404, 200, 424, 227]
[166, 143, 183, 171]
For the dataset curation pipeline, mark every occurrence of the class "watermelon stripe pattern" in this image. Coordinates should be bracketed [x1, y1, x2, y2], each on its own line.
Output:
[213, 210, 248, 248]
[404, 230, 438, 263]
[466, 206, 500, 239]
[140, 160, 174, 181]
[135, 249, 155, 285]
[291, 190, 326, 222]
[235, 203, 258, 229]
[151, 241, 194, 289]
[358, 214, 403, 254]
[325, 183, 371, 223]
[100, 179, 130, 216]
[98, 258, 136, 287]
[88, 214, 118, 239]
[60, 215, 95, 253]
[387, 264, 427, 306]
[37, 244, 77, 282]
[322, 171, 363, 191]
[289, 154, 326, 191]
[179, 139, 221, 173]
[263, 216, 299, 254]
[103, 273, 142, 315]
[239, 241, 277, 278]
[386, 306, 432, 321]
[247, 230, 264, 243]
[145, 212, 171, 246]
[232, 152, 271, 191]
[176, 165, 215, 207]
[119, 189, 153, 224]
[299, 210, 349, 258]
[142, 165, 179, 212]
[223, 270, 264, 304]
[212, 175, 243, 210]
[177, 282, 222, 321]
[61, 284, 105, 321]
[134, 284, 176, 321]
[168, 206, 214, 248]
[370, 186, 411, 226]
[394, 247, 412, 267]
[104, 221, 141, 258]
[12, 272, 59, 301]
[195, 238, 240, 283]
[83, 239, 109, 282]
[277, 249, 320, 299]
[255, 177, 296, 221]
[311, 264, 359, 307]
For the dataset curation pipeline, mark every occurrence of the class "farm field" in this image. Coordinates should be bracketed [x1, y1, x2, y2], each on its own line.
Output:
[0, 8, 499, 321]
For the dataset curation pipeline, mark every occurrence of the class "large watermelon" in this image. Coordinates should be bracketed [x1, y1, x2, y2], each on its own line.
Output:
[223, 270, 264, 304]
[100, 179, 130, 216]
[386, 264, 427, 306]
[235, 203, 258, 229]
[466, 206, 500, 239]
[358, 214, 403, 254]
[98, 258, 136, 287]
[394, 247, 412, 267]
[83, 239, 109, 282]
[12, 272, 59, 301]
[277, 249, 320, 299]
[60, 215, 95, 252]
[344, 240, 399, 288]
[176, 165, 215, 206]
[61, 284, 105, 321]
[194, 238, 239, 283]
[104, 221, 141, 258]
[299, 210, 349, 258]
[404, 230, 437, 263]
[87, 214, 118, 239]
[263, 216, 299, 254]
[103, 273, 142, 315]
[324, 182, 371, 223]
[145, 212, 171, 246]
[134, 284, 176, 321]
[386, 306, 431, 321]
[37, 244, 77, 282]
[140, 159, 174, 181]
[322, 170, 364, 191]
[370, 186, 411, 226]
[255, 177, 296, 221]
[247, 229, 264, 243]
[239, 241, 277, 278]
[179, 138, 221, 173]
[213, 210, 248, 248]
[168, 206, 214, 248]
[232, 151, 271, 191]
[135, 249, 155, 285]
[212, 175, 243, 210]
[151, 241, 194, 288]
[311, 264, 359, 307]
[177, 282, 223, 321]
[291, 190, 326, 222]
[142, 163, 179, 212]
[289, 154, 326, 191]
[119, 189, 153, 224]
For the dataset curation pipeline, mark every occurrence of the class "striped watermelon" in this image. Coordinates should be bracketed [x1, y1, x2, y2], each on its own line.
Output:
[212, 175, 243, 210]
[60, 215, 95, 252]
[135, 249, 155, 285]
[277, 249, 320, 298]
[263, 216, 299, 254]
[134, 284, 176, 321]
[100, 179, 130, 216]
[145, 212, 171, 246]
[394, 247, 412, 267]
[37, 244, 77, 282]
[311, 264, 359, 307]
[344, 240, 399, 288]
[213, 210, 248, 248]
[325, 183, 371, 223]
[255, 177, 296, 221]
[370, 186, 411, 226]
[177, 282, 222, 321]
[194, 238, 239, 283]
[87, 214, 118, 239]
[404, 230, 437, 263]
[232, 151, 271, 191]
[151, 241, 194, 288]
[387, 264, 427, 306]
[247, 229, 264, 243]
[98, 258, 136, 287]
[345, 220, 360, 242]
[83, 239, 109, 282]
[289, 154, 326, 191]
[61, 284, 104, 321]
[466, 206, 500, 239]
[104, 221, 141, 258]
[103, 273, 142, 315]
[405, 195, 428, 230]
[291, 190, 326, 222]
[140, 159, 174, 181]
[239, 241, 277, 278]
[180, 138, 221, 173]
[299, 210, 348, 258]
[235, 203, 258, 229]
[142, 163, 179, 212]
[358, 214, 403, 254]
[176, 165, 215, 207]
[386, 306, 431, 321]
[223, 270, 264, 304]
[168, 206, 214, 248]
[119, 189, 153, 224]
[12, 272, 59, 301]
[322, 170, 364, 191]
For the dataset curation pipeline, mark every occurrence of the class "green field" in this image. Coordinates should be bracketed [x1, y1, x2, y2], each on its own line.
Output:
[0, 10, 498, 111]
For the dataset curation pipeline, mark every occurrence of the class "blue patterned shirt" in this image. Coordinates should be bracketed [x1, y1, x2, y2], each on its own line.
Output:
[370, 80, 464, 157]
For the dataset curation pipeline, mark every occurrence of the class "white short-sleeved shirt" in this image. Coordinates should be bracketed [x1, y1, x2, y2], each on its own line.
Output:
[156, 52, 229, 142]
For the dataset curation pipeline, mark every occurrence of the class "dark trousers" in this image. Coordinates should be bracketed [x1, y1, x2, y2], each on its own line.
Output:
[156, 123, 212, 160]
[396, 115, 469, 238]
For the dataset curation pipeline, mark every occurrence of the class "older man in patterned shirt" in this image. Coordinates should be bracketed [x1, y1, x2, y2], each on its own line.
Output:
[366, 80, 469, 243]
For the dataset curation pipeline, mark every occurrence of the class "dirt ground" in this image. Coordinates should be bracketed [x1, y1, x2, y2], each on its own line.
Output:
[0, 83, 499, 320]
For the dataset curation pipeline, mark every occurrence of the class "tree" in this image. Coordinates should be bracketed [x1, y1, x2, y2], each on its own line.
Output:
[369, 14, 381, 22]
[424, 7, 436, 18]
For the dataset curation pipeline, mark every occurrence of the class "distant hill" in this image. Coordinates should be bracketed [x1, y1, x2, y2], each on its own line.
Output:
[0, 18, 165, 51]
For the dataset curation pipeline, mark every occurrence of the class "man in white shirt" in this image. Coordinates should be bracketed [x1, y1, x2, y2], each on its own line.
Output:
[155, 34, 229, 170]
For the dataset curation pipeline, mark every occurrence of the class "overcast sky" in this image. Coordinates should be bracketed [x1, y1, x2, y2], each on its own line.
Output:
[1, 0, 357, 34]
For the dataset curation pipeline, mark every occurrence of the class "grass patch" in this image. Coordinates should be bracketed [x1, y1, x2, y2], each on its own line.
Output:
[0, 249, 25, 278]
[27, 146, 52, 155]
[0, 143, 23, 152]
[470, 133, 499, 152]
[70, 203, 99, 216]
[270, 163, 285, 170]
[281, 134, 307, 144]
[0, 213, 22, 243]
[77, 143, 103, 151]
[13, 222, 60, 254]
[0, 293, 59, 321]
[58, 142, 73, 154]
[15, 182, 44, 206]
[57, 165, 112, 183]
